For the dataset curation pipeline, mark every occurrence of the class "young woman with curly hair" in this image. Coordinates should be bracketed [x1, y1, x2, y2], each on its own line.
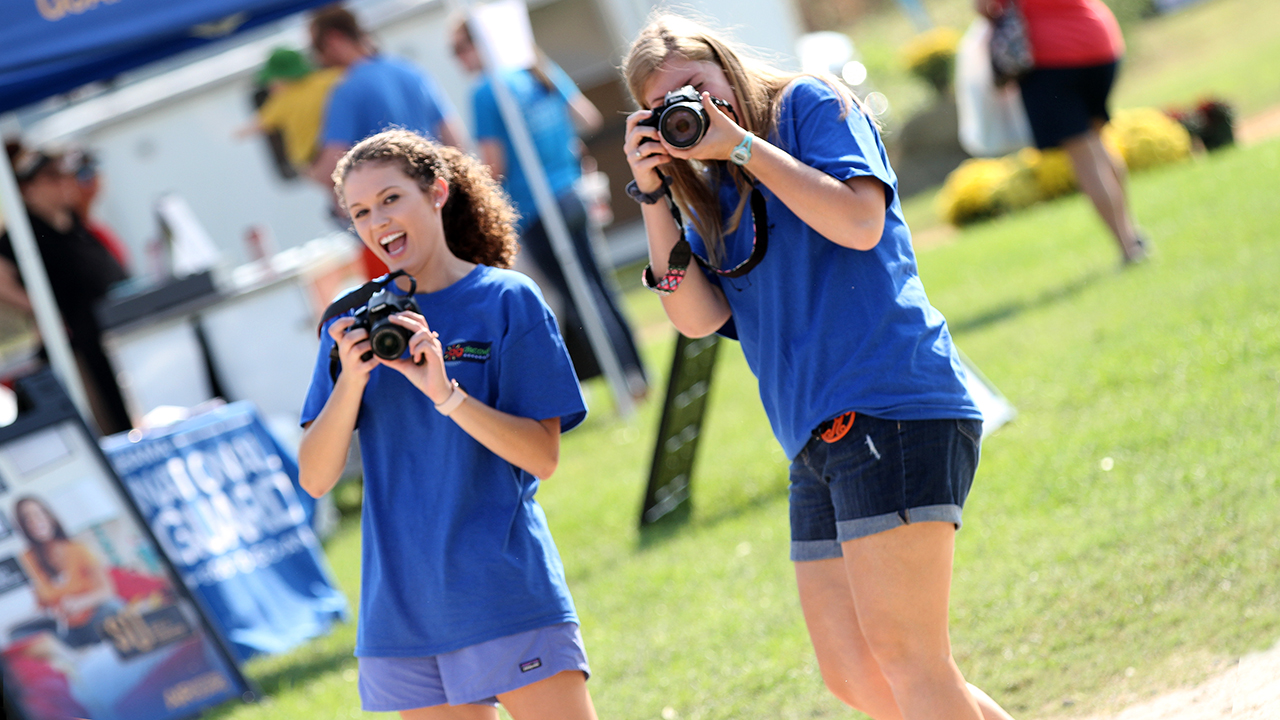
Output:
[622, 14, 1015, 720]
[298, 129, 597, 720]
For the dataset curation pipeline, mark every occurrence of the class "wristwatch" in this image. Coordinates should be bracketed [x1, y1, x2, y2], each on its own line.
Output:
[729, 132, 754, 166]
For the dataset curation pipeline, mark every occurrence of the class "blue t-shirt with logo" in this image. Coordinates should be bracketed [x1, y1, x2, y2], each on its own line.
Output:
[322, 55, 454, 146]
[472, 64, 582, 232]
[685, 77, 981, 460]
[301, 266, 587, 657]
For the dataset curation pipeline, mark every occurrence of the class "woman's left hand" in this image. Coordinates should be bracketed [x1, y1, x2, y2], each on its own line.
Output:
[662, 91, 750, 165]
[380, 312, 454, 405]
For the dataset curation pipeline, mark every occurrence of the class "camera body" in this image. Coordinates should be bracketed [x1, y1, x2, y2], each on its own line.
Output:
[638, 85, 713, 149]
[350, 286, 420, 361]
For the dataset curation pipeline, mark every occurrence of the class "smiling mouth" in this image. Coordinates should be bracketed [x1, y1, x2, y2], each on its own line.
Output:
[379, 231, 407, 256]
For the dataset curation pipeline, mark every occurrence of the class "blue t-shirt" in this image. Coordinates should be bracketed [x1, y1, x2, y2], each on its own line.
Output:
[686, 77, 981, 460]
[322, 55, 455, 146]
[301, 266, 587, 657]
[473, 64, 582, 232]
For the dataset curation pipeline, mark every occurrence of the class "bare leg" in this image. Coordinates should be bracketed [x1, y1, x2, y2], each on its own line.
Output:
[498, 670, 597, 720]
[1062, 130, 1144, 262]
[796, 535, 1015, 720]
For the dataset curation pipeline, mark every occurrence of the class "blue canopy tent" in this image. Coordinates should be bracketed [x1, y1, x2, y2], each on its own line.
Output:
[0, 0, 334, 424]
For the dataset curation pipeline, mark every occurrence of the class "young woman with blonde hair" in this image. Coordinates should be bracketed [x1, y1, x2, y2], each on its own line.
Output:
[622, 13, 1015, 720]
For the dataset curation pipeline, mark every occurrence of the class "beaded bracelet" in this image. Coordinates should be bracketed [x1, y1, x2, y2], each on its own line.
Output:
[640, 238, 693, 296]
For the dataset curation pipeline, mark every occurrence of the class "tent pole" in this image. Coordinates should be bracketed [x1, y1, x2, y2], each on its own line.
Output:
[453, 0, 636, 418]
[0, 149, 94, 423]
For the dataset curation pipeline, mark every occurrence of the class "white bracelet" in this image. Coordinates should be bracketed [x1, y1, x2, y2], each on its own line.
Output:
[434, 379, 468, 416]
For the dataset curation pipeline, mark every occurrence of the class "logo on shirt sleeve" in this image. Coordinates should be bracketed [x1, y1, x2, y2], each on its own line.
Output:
[443, 341, 492, 363]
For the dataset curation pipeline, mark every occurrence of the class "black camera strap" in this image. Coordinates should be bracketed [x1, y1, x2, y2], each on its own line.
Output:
[319, 270, 409, 382]
[665, 183, 769, 278]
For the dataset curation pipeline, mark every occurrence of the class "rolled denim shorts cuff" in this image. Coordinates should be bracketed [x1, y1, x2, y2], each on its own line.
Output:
[836, 504, 963, 544]
[790, 539, 843, 562]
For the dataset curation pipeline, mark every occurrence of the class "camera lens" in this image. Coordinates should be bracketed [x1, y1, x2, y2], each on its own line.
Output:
[661, 104, 707, 148]
[370, 325, 408, 360]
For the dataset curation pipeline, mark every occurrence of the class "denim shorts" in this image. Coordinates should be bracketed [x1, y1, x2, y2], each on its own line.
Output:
[789, 414, 982, 561]
[358, 622, 590, 711]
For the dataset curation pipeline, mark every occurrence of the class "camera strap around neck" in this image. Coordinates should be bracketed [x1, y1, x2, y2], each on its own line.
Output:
[663, 182, 769, 279]
[319, 269, 410, 382]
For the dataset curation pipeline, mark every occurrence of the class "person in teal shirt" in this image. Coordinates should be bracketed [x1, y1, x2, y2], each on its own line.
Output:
[452, 21, 648, 398]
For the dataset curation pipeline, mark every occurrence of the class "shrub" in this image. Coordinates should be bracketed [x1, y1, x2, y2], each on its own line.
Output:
[901, 27, 961, 93]
[937, 106, 1191, 226]
[1102, 107, 1193, 171]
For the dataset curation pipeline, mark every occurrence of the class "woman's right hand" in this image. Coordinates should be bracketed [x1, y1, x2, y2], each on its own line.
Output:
[624, 110, 672, 194]
[327, 317, 379, 386]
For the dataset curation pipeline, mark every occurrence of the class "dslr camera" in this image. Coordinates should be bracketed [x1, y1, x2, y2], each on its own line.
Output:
[350, 276, 421, 361]
[638, 85, 732, 149]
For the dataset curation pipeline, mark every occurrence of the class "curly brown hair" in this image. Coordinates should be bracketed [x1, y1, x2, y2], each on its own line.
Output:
[333, 130, 519, 268]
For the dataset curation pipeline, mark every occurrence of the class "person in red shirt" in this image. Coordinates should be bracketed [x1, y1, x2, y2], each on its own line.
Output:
[978, 0, 1148, 264]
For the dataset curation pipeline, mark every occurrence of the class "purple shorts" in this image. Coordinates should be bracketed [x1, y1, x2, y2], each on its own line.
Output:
[357, 622, 590, 712]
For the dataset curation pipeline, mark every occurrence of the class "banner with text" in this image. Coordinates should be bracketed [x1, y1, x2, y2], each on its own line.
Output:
[0, 370, 252, 720]
[101, 402, 347, 661]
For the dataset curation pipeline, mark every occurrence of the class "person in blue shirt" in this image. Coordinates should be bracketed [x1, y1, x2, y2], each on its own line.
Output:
[622, 14, 1016, 720]
[309, 5, 468, 280]
[298, 129, 598, 720]
[451, 21, 647, 398]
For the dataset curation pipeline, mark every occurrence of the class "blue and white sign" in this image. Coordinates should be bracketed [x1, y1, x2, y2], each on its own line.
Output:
[101, 402, 347, 661]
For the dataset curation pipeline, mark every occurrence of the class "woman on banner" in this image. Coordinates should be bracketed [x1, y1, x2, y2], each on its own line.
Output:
[14, 496, 120, 648]
[298, 129, 598, 719]
[622, 13, 1016, 720]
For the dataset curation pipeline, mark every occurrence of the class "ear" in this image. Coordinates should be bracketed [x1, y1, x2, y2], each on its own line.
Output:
[431, 177, 449, 210]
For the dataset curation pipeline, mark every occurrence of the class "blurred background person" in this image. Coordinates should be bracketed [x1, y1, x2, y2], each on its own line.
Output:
[63, 148, 130, 269]
[451, 20, 648, 398]
[977, 0, 1147, 264]
[309, 4, 468, 280]
[237, 47, 343, 176]
[0, 142, 132, 434]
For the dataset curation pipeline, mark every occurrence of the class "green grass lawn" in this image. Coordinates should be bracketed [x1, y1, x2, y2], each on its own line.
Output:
[202, 3, 1280, 717]
[209, 137, 1280, 720]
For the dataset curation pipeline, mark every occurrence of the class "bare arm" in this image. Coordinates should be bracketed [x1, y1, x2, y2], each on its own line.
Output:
[664, 93, 886, 251]
[435, 116, 471, 152]
[0, 258, 32, 312]
[478, 138, 506, 180]
[975, 0, 1007, 19]
[297, 319, 377, 498]
[449, 406, 561, 480]
[623, 111, 733, 338]
[739, 138, 885, 250]
[383, 313, 563, 478]
[309, 143, 348, 186]
[566, 92, 604, 136]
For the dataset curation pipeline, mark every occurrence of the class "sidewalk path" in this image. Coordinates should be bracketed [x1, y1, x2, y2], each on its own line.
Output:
[1237, 105, 1280, 145]
[1062, 641, 1280, 720]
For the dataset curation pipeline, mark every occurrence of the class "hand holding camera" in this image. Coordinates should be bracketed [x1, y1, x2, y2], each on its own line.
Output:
[625, 85, 745, 193]
[349, 285, 424, 363]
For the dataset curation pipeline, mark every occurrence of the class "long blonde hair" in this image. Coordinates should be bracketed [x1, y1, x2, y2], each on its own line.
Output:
[622, 13, 851, 260]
